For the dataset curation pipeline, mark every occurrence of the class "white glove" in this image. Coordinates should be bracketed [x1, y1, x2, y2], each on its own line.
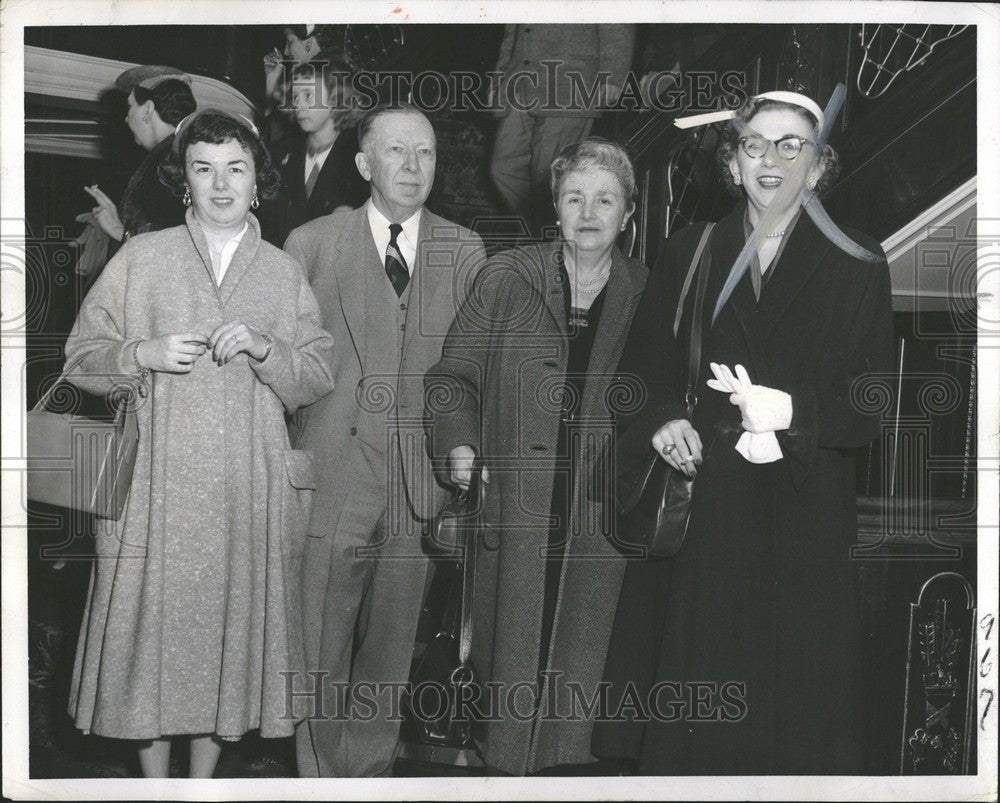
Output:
[707, 362, 785, 464]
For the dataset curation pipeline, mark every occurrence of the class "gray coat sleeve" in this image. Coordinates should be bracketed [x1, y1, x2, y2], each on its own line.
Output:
[63, 244, 143, 396]
[249, 270, 335, 414]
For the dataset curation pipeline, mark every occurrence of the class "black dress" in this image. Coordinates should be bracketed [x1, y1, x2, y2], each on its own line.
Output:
[591, 203, 895, 774]
[538, 269, 607, 674]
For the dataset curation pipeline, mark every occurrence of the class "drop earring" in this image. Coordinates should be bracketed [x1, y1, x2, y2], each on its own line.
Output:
[183, 186, 191, 206]
[733, 175, 741, 186]
[251, 186, 260, 209]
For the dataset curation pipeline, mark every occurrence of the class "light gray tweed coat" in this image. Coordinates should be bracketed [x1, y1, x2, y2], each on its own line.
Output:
[64, 211, 334, 740]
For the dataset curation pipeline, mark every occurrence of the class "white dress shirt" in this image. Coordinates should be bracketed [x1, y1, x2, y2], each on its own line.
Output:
[365, 199, 421, 274]
[303, 137, 335, 185]
[207, 222, 249, 285]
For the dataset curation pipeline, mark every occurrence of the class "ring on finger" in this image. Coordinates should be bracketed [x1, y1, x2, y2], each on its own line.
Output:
[681, 456, 694, 463]
[663, 444, 676, 455]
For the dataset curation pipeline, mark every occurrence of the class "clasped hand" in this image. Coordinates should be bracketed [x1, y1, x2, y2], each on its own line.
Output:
[136, 321, 268, 374]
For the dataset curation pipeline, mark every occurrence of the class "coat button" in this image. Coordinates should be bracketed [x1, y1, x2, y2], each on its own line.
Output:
[350, 427, 357, 436]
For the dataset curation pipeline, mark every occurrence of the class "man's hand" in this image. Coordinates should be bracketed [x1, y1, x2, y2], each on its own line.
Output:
[448, 444, 490, 490]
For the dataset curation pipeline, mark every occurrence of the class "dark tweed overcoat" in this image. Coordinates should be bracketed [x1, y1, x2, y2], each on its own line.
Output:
[426, 241, 648, 773]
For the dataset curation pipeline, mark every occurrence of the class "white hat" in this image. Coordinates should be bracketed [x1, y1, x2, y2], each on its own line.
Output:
[674, 90, 825, 132]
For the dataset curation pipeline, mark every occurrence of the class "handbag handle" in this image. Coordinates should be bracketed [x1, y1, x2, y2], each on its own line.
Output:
[673, 222, 716, 417]
[34, 352, 136, 423]
[457, 456, 484, 667]
[33, 353, 88, 412]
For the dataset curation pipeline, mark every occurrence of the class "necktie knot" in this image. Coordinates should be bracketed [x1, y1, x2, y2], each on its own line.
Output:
[389, 222, 403, 245]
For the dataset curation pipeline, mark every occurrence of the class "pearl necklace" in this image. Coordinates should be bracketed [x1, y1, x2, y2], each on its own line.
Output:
[765, 230, 786, 238]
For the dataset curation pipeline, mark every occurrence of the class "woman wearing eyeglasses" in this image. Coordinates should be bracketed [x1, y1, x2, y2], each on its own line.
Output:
[591, 91, 894, 774]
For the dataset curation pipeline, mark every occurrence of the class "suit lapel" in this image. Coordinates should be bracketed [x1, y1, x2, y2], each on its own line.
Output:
[334, 207, 372, 370]
[286, 141, 307, 211]
[401, 210, 437, 359]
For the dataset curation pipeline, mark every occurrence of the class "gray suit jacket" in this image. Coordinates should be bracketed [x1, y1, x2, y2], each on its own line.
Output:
[285, 205, 485, 529]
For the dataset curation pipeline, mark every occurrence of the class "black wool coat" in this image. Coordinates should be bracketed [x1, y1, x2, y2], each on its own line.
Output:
[592, 202, 895, 774]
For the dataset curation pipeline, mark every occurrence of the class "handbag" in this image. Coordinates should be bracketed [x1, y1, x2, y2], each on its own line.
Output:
[26, 357, 140, 521]
[614, 222, 715, 558]
[402, 457, 486, 752]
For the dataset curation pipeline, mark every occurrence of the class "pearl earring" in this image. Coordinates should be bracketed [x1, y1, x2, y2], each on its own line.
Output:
[733, 175, 741, 186]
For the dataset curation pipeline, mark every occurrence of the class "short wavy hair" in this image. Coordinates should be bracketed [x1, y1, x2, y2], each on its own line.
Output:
[549, 138, 636, 213]
[132, 78, 196, 127]
[159, 110, 280, 200]
[716, 97, 840, 197]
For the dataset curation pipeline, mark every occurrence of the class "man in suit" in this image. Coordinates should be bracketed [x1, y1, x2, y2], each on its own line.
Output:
[489, 24, 635, 229]
[261, 51, 368, 245]
[285, 104, 485, 777]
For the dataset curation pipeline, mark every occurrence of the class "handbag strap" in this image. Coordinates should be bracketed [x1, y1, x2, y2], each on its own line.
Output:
[458, 456, 484, 666]
[683, 222, 716, 417]
[672, 222, 716, 339]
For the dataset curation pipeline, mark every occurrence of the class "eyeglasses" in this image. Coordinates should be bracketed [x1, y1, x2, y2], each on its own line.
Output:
[738, 134, 811, 160]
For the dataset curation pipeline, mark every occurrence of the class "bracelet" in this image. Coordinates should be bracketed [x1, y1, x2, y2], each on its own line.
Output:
[256, 332, 274, 362]
[132, 341, 150, 396]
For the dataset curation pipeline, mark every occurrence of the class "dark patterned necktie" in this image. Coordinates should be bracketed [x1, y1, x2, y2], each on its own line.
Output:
[385, 223, 410, 297]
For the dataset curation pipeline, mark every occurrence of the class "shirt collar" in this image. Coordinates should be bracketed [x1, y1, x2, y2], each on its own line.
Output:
[365, 198, 422, 270]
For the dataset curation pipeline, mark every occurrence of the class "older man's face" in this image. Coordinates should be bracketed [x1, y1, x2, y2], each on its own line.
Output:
[355, 111, 436, 223]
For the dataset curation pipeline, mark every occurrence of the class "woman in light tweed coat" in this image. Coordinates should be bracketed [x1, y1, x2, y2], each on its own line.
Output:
[63, 110, 334, 777]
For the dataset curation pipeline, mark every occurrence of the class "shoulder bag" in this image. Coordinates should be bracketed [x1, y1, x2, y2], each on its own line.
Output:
[613, 222, 715, 558]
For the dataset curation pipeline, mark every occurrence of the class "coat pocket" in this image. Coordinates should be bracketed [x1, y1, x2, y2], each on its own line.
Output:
[278, 449, 316, 557]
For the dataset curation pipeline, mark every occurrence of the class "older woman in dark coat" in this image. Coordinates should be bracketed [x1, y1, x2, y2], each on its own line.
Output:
[426, 138, 648, 774]
[592, 91, 895, 774]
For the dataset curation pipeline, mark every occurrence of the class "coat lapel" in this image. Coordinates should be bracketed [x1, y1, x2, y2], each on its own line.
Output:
[183, 209, 262, 307]
[541, 241, 568, 336]
[286, 141, 307, 212]
[583, 248, 646, 382]
[753, 212, 833, 332]
[216, 215, 262, 307]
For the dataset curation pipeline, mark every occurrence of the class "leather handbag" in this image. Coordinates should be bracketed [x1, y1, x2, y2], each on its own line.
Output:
[614, 222, 715, 558]
[26, 358, 139, 521]
[403, 457, 486, 751]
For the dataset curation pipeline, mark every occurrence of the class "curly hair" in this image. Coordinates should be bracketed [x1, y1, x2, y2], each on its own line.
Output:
[716, 97, 840, 197]
[159, 111, 281, 200]
[549, 137, 637, 213]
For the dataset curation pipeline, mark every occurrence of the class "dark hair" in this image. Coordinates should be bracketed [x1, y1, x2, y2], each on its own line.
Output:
[288, 49, 362, 131]
[132, 78, 197, 127]
[716, 97, 840, 197]
[550, 137, 636, 213]
[284, 24, 341, 51]
[159, 111, 280, 200]
[356, 102, 432, 153]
